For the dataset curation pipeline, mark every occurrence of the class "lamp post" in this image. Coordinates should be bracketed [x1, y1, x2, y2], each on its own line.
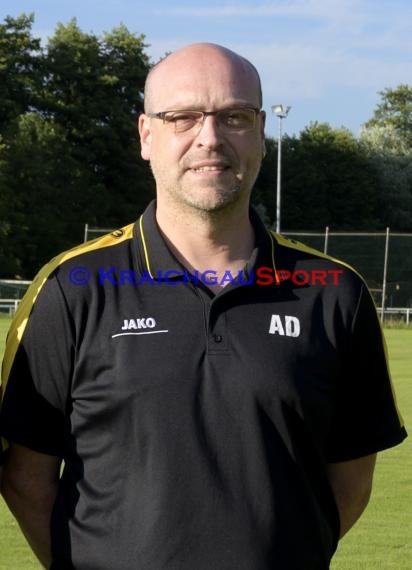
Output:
[271, 104, 291, 233]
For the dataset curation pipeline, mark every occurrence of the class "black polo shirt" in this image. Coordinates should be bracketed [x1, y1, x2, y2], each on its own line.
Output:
[0, 200, 407, 569]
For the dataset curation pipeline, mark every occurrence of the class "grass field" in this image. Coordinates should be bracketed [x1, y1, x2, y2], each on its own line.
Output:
[0, 316, 410, 569]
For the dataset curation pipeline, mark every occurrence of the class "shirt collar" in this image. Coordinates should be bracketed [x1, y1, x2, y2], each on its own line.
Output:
[135, 199, 277, 281]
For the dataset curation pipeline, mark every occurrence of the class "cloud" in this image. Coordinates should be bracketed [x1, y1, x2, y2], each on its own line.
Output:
[151, 0, 412, 40]
[239, 39, 412, 100]
[149, 1, 412, 58]
[153, 0, 368, 24]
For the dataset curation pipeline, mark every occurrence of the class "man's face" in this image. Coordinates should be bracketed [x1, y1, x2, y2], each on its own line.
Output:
[139, 46, 266, 215]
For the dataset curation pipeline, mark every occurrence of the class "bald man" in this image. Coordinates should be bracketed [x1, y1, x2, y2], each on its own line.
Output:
[0, 43, 406, 569]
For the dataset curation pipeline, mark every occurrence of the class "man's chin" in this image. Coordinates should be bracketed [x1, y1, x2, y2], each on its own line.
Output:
[183, 189, 242, 214]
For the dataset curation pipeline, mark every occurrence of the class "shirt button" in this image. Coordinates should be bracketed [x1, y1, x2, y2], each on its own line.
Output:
[213, 334, 223, 343]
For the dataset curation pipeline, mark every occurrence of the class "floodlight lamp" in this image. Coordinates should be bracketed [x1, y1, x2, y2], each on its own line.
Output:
[271, 105, 291, 118]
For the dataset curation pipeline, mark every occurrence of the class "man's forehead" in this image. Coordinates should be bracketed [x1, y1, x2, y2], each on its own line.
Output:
[153, 43, 243, 72]
[151, 49, 248, 85]
[145, 45, 260, 111]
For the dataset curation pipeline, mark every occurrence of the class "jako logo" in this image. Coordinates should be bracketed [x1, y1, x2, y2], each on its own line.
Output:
[121, 318, 157, 330]
[269, 314, 300, 337]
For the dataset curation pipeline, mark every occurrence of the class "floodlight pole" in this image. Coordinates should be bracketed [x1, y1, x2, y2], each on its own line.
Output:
[381, 227, 390, 323]
[271, 105, 291, 233]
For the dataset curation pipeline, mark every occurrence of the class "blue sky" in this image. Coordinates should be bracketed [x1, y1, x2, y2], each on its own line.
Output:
[3, 0, 412, 138]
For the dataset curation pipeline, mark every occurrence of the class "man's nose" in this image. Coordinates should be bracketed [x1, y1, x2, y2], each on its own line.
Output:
[194, 115, 224, 148]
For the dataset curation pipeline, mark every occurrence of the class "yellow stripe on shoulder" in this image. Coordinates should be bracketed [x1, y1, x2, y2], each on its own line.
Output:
[270, 231, 361, 276]
[1, 224, 134, 397]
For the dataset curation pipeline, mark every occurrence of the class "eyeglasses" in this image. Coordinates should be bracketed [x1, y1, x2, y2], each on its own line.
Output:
[147, 107, 261, 134]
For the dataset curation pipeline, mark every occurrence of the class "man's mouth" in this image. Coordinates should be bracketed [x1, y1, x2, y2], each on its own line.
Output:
[191, 165, 228, 173]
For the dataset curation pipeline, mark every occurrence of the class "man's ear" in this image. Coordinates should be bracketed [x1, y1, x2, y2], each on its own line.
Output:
[260, 110, 266, 141]
[138, 114, 152, 161]
[262, 141, 267, 159]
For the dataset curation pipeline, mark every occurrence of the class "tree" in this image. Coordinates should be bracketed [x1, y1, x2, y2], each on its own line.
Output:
[256, 123, 379, 231]
[360, 123, 412, 231]
[97, 24, 155, 222]
[0, 14, 44, 275]
[0, 14, 42, 132]
[365, 85, 412, 146]
[0, 134, 14, 274]
[0, 113, 93, 276]
[0, 15, 154, 278]
[43, 19, 154, 226]
[361, 85, 412, 231]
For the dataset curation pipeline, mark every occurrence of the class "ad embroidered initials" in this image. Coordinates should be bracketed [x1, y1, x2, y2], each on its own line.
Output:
[269, 315, 300, 337]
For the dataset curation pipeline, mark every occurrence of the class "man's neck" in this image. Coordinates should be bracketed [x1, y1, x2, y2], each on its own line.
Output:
[155, 200, 255, 288]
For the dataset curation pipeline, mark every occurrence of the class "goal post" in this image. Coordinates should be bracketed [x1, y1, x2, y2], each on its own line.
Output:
[83, 223, 115, 243]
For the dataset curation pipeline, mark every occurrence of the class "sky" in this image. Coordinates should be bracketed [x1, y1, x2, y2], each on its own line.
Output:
[3, 0, 412, 138]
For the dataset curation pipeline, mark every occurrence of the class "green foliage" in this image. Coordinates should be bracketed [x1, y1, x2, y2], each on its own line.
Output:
[0, 15, 154, 277]
[0, 14, 42, 131]
[360, 123, 412, 231]
[257, 123, 379, 231]
[365, 84, 412, 145]
[360, 85, 412, 231]
[1, 113, 105, 275]
[0, 14, 411, 276]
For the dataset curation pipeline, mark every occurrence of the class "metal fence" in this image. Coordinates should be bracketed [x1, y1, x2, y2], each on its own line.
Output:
[83, 225, 412, 324]
[2, 229, 411, 323]
[0, 280, 32, 315]
[283, 228, 412, 321]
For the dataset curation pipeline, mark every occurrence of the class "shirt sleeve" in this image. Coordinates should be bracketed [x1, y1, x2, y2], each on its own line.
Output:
[0, 272, 74, 457]
[325, 283, 407, 463]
